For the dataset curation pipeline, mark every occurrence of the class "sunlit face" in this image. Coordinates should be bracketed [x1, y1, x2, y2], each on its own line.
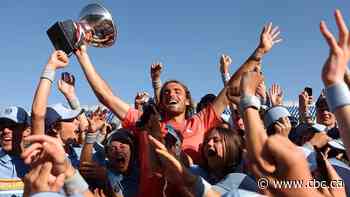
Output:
[161, 82, 190, 116]
[58, 118, 80, 144]
[0, 121, 28, 154]
[107, 141, 131, 173]
[203, 130, 225, 170]
[316, 104, 336, 128]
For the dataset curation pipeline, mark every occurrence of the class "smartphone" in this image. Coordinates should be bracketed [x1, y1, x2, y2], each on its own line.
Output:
[304, 87, 312, 96]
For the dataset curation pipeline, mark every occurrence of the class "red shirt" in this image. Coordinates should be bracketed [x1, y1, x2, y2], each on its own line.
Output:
[122, 103, 222, 162]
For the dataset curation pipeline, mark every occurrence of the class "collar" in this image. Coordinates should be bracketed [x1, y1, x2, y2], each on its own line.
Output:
[0, 148, 13, 163]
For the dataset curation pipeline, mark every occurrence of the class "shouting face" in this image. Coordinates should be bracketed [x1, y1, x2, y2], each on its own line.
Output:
[107, 140, 132, 173]
[203, 129, 225, 170]
[161, 82, 190, 117]
[0, 121, 29, 154]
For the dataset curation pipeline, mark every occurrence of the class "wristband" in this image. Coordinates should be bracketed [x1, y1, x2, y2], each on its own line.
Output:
[194, 176, 212, 197]
[221, 72, 230, 84]
[85, 132, 97, 144]
[40, 67, 56, 83]
[96, 132, 105, 143]
[64, 170, 89, 195]
[152, 80, 162, 89]
[240, 95, 261, 112]
[68, 97, 81, 110]
[325, 82, 350, 112]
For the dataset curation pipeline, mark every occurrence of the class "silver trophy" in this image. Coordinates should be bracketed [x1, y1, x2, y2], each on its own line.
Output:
[47, 4, 117, 56]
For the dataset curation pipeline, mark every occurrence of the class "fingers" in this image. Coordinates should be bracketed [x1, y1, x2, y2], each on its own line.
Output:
[24, 135, 59, 145]
[51, 173, 65, 192]
[271, 29, 281, 42]
[56, 51, 69, 64]
[155, 148, 182, 171]
[334, 9, 349, 46]
[151, 62, 163, 71]
[322, 153, 342, 182]
[320, 21, 339, 51]
[24, 162, 42, 184]
[71, 74, 75, 85]
[148, 135, 167, 151]
[23, 135, 65, 163]
[271, 26, 279, 36]
[273, 38, 283, 44]
[273, 117, 291, 136]
[57, 79, 63, 88]
[267, 22, 272, 33]
[39, 162, 53, 186]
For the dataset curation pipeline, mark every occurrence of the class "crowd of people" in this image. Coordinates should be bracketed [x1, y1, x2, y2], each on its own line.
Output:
[1, 9, 350, 197]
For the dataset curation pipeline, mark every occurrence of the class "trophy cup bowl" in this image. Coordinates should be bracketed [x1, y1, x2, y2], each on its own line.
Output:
[47, 4, 117, 56]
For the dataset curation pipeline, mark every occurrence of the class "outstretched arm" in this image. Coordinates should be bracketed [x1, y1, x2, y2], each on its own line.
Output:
[320, 10, 350, 159]
[239, 71, 275, 174]
[213, 23, 282, 115]
[75, 46, 130, 120]
[31, 51, 69, 135]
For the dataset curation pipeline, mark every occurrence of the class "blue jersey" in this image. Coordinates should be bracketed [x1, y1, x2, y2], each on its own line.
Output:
[0, 148, 29, 197]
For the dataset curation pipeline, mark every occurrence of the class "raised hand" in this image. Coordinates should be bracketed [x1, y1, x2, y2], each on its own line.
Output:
[134, 91, 150, 110]
[58, 72, 76, 98]
[258, 23, 282, 54]
[47, 50, 69, 69]
[298, 90, 313, 118]
[273, 117, 291, 137]
[269, 83, 283, 106]
[320, 10, 350, 86]
[256, 81, 267, 102]
[21, 135, 74, 177]
[87, 107, 107, 133]
[148, 135, 191, 185]
[23, 161, 65, 196]
[150, 62, 163, 81]
[240, 70, 264, 96]
[219, 54, 232, 74]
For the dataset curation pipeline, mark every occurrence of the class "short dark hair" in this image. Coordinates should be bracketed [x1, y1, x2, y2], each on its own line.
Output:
[196, 94, 216, 113]
[315, 94, 329, 110]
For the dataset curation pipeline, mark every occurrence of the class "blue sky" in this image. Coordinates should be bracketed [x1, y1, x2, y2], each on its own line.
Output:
[0, 0, 350, 109]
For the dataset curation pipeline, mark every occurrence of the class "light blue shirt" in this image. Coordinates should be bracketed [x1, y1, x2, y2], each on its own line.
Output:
[0, 149, 29, 179]
[0, 148, 29, 197]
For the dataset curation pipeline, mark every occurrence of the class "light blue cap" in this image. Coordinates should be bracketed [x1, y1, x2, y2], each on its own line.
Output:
[45, 103, 82, 128]
[0, 106, 29, 124]
[264, 106, 291, 128]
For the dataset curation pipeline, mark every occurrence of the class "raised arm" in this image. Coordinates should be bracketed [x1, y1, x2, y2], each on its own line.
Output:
[269, 83, 283, 107]
[150, 62, 163, 104]
[74, 46, 130, 120]
[219, 54, 232, 85]
[58, 72, 81, 110]
[31, 51, 69, 135]
[213, 23, 281, 115]
[320, 10, 350, 159]
[227, 23, 281, 90]
[239, 71, 275, 173]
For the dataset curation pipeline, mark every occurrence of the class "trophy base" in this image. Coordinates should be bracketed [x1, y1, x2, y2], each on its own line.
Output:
[47, 20, 78, 56]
